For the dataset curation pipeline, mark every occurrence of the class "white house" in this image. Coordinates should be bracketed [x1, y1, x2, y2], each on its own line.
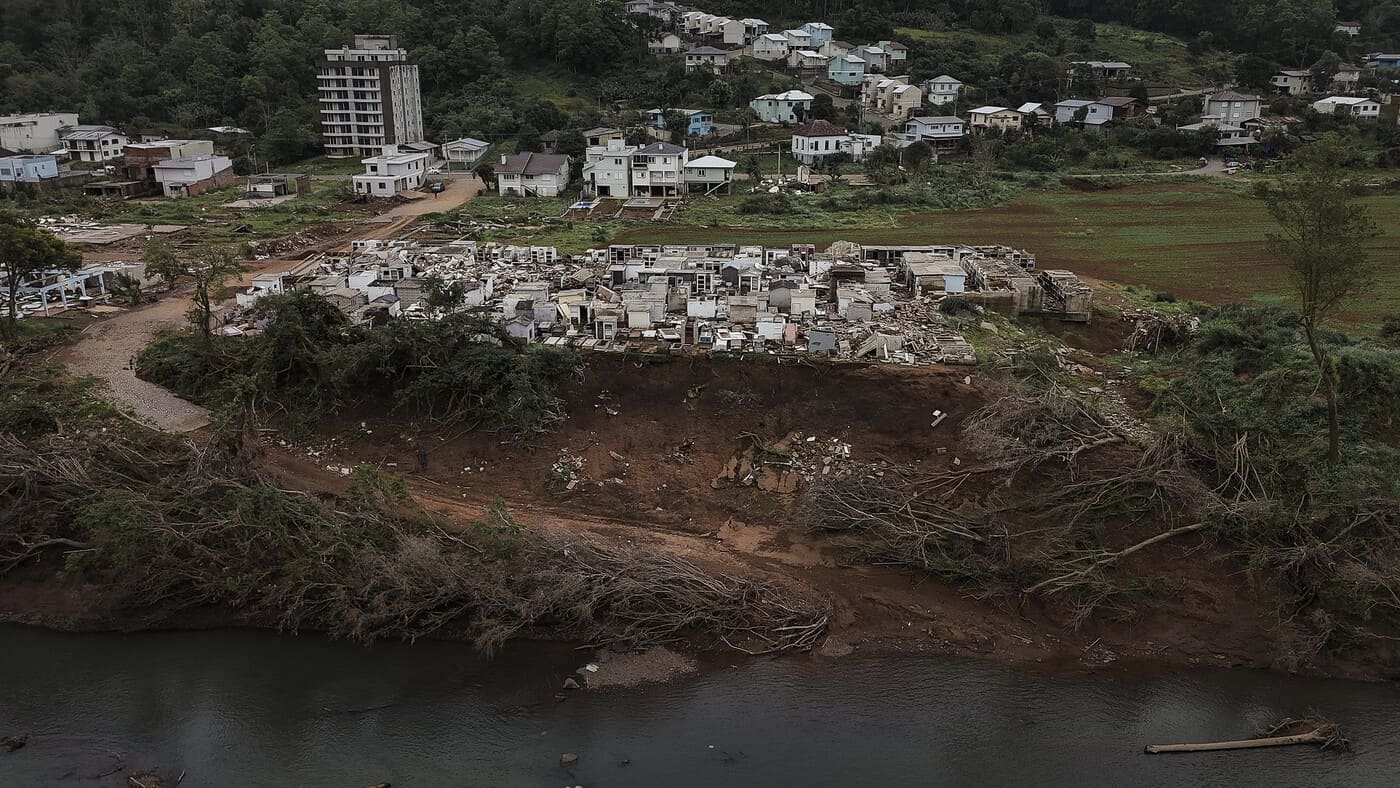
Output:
[753, 33, 790, 61]
[583, 138, 636, 197]
[1017, 102, 1054, 123]
[353, 145, 430, 196]
[800, 22, 835, 46]
[60, 125, 127, 163]
[1070, 60, 1132, 80]
[648, 33, 683, 53]
[856, 45, 889, 72]
[781, 29, 813, 49]
[749, 90, 814, 123]
[923, 75, 964, 106]
[1202, 90, 1263, 123]
[441, 137, 492, 171]
[631, 142, 688, 197]
[496, 151, 571, 197]
[789, 120, 880, 164]
[685, 46, 731, 74]
[1270, 70, 1312, 96]
[1177, 121, 1256, 147]
[1332, 63, 1361, 92]
[0, 112, 78, 154]
[683, 155, 737, 195]
[741, 18, 769, 41]
[1312, 96, 1381, 117]
[1054, 99, 1113, 127]
[787, 49, 828, 70]
[152, 154, 234, 198]
[1335, 21, 1361, 36]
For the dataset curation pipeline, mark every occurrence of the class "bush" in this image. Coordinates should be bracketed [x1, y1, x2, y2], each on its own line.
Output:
[738, 192, 795, 215]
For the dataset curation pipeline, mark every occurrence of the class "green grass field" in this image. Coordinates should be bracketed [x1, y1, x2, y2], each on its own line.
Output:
[620, 182, 1400, 329]
[897, 19, 1233, 88]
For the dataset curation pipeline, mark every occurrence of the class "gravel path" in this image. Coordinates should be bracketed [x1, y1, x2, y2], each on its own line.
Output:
[60, 295, 211, 433]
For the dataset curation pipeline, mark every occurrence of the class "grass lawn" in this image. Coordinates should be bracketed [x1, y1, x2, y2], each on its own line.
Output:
[619, 181, 1400, 329]
[100, 181, 366, 241]
[897, 19, 1233, 88]
[283, 155, 366, 176]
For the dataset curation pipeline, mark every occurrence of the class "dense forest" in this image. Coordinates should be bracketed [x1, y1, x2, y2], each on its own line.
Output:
[0, 0, 1394, 167]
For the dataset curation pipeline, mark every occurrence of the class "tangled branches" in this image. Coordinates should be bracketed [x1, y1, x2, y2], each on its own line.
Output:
[961, 387, 1124, 473]
[0, 431, 827, 655]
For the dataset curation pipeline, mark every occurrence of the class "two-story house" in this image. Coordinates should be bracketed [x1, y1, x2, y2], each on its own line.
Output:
[788, 49, 829, 70]
[683, 155, 737, 195]
[901, 116, 966, 152]
[967, 106, 1023, 133]
[1202, 90, 1263, 123]
[685, 46, 731, 74]
[827, 53, 867, 85]
[631, 142, 688, 197]
[1270, 70, 1312, 96]
[800, 22, 835, 46]
[749, 90, 814, 123]
[582, 138, 636, 197]
[496, 152, 571, 197]
[877, 41, 908, 67]
[60, 125, 128, 163]
[781, 29, 813, 50]
[753, 33, 791, 61]
[855, 45, 889, 72]
[923, 75, 964, 106]
[790, 120, 879, 164]
[353, 144, 430, 196]
[648, 108, 714, 137]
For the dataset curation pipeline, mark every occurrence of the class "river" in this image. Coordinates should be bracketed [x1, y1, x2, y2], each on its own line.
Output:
[1, 625, 1397, 787]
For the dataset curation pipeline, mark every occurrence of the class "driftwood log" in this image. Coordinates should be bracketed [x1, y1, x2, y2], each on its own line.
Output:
[1145, 718, 1348, 754]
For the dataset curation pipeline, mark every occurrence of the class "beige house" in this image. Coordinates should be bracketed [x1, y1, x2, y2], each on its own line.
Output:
[968, 106, 1023, 133]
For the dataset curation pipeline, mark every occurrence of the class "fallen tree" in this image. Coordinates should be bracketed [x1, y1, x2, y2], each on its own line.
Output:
[0, 431, 828, 655]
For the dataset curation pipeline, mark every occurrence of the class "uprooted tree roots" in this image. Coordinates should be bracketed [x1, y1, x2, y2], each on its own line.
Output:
[0, 432, 828, 655]
[798, 388, 1228, 624]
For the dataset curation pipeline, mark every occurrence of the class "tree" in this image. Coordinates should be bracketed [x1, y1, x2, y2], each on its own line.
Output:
[1309, 51, 1341, 93]
[743, 154, 762, 184]
[0, 214, 82, 344]
[1263, 137, 1381, 464]
[186, 245, 247, 341]
[663, 110, 689, 145]
[810, 93, 836, 120]
[110, 272, 144, 306]
[141, 238, 185, 291]
[1073, 18, 1096, 43]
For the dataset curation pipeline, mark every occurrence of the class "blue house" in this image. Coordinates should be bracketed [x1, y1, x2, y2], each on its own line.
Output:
[827, 53, 867, 86]
[0, 154, 59, 183]
[648, 108, 714, 137]
[1372, 53, 1400, 69]
[801, 22, 834, 46]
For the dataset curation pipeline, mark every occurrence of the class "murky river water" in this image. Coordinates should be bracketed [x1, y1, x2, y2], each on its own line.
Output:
[1, 625, 1397, 786]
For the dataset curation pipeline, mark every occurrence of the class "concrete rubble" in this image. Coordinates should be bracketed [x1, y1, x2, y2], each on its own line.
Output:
[232, 236, 1096, 367]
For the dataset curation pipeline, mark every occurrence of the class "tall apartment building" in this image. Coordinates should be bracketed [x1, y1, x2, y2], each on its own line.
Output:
[318, 35, 424, 158]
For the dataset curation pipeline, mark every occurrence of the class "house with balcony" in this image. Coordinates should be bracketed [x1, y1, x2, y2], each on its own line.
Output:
[781, 29, 813, 50]
[496, 151, 571, 197]
[788, 49, 829, 71]
[60, 125, 127, 163]
[967, 106, 1024, 133]
[685, 46, 731, 74]
[900, 116, 965, 152]
[741, 19, 769, 41]
[923, 75, 964, 107]
[877, 41, 908, 67]
[750, 90, 814, 123]
[442, 137, 492, 171]
[583, 138, 636, 197]
[1270, 70, 1312, 96]
[855, 45, 889, 72]
[631, 142, 688, 196]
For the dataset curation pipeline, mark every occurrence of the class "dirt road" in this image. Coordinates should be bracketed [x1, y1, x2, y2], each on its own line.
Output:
[361, 174, 483, 240]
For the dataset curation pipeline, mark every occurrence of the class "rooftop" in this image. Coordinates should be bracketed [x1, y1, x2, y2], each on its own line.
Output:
[792, 120, 846, 137]
[497, 152, 570, 175]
